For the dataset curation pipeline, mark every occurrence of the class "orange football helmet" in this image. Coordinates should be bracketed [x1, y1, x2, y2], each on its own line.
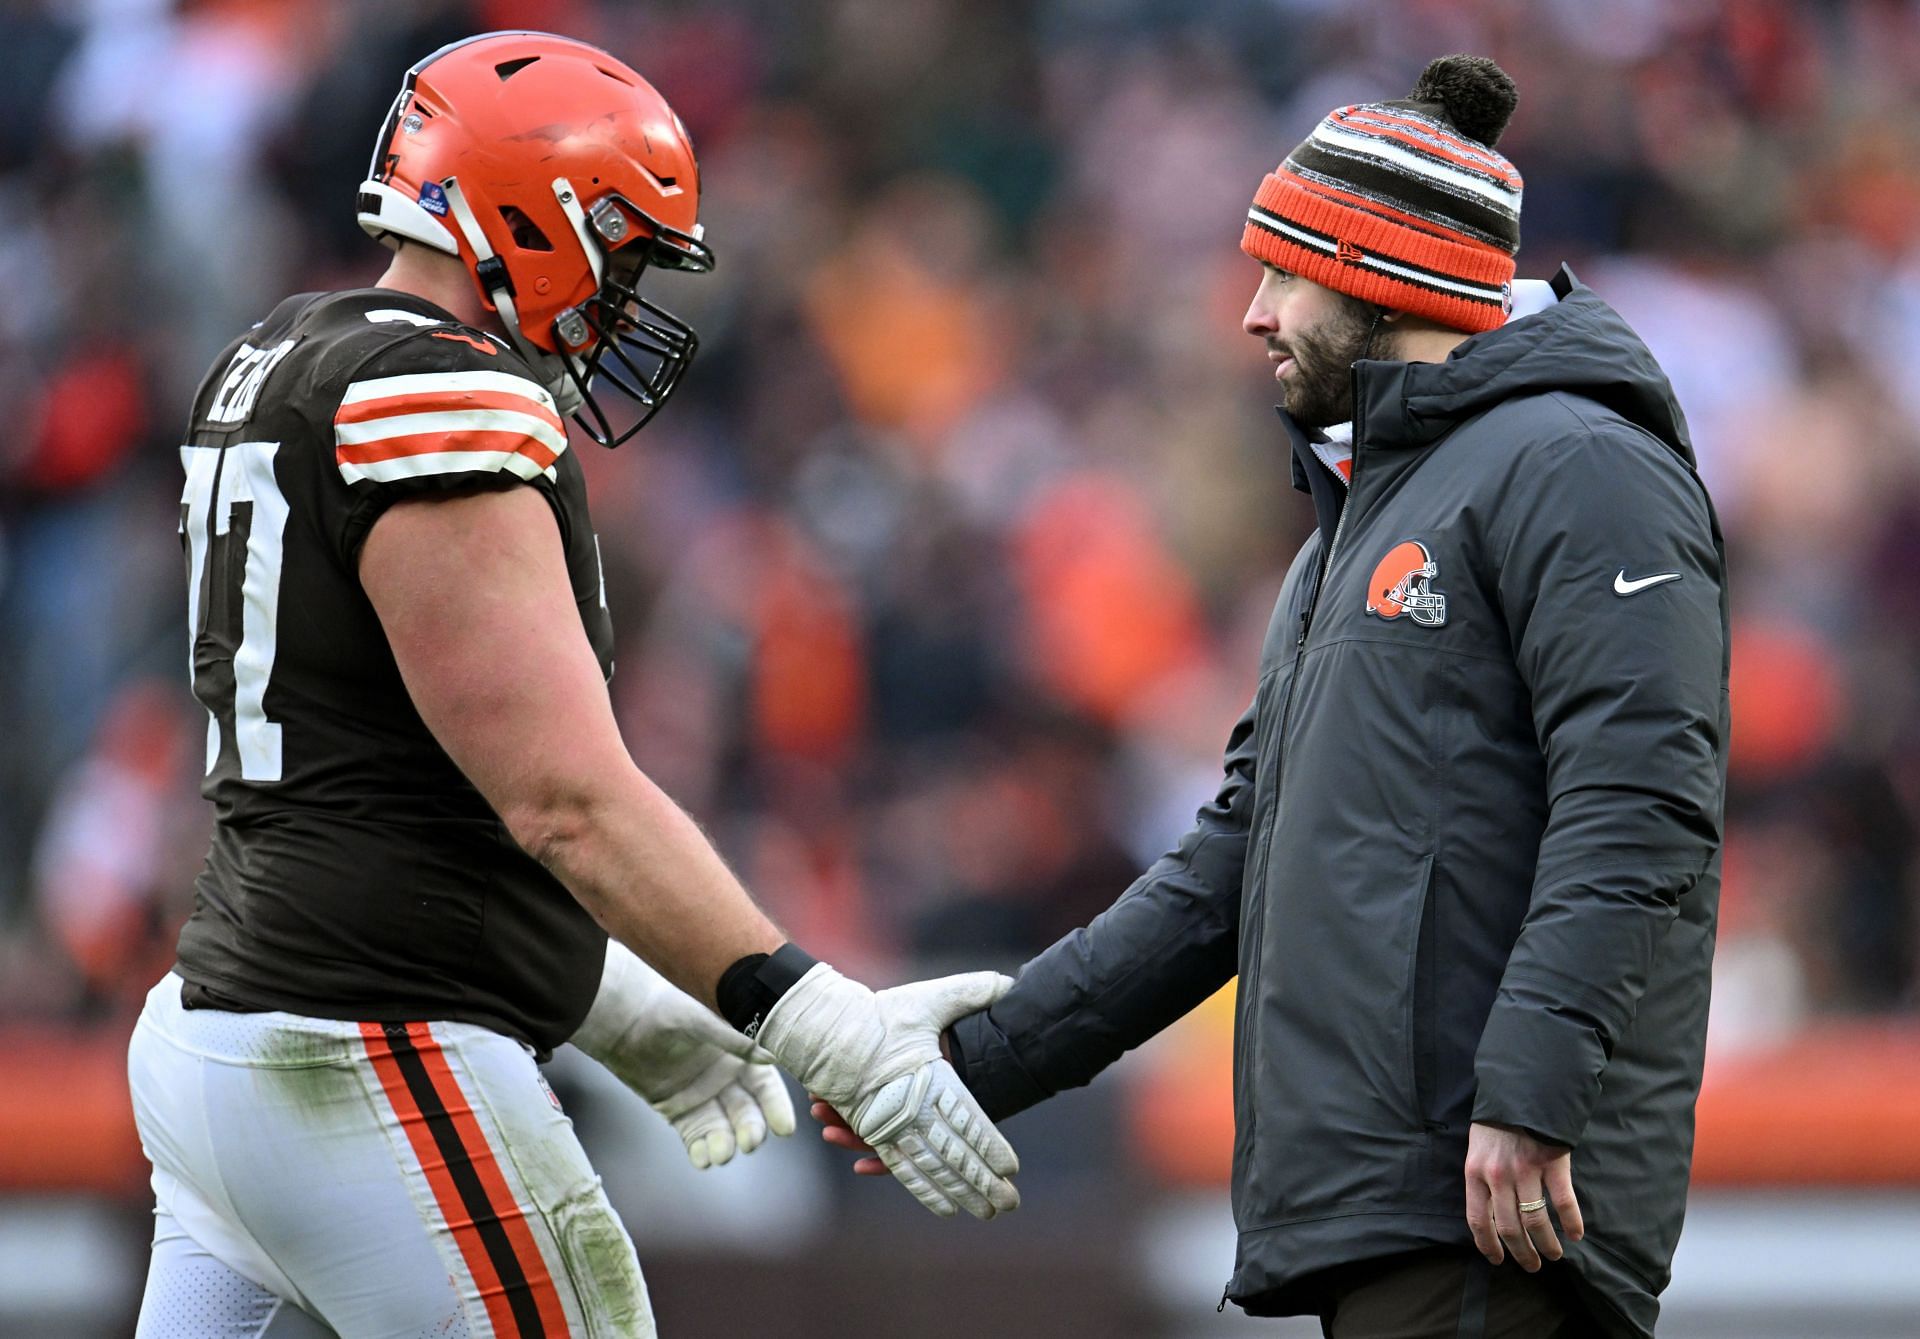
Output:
[357, 31, 713, 446]
[1365, 540, 1448, 627]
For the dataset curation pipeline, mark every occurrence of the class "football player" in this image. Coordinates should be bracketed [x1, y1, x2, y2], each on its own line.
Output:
[128, 31, 1018, 1339]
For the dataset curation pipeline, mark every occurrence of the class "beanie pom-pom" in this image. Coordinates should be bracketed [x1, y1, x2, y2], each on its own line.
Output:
[1409, 54, 1518, 147]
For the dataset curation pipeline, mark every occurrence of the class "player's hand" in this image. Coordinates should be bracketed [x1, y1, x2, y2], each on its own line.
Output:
[571, 943, 796, 1169]
[1464, 1120, 1584, 1271]
[759, 966, 1020, 1219]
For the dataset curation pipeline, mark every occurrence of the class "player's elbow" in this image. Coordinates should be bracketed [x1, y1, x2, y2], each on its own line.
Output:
[498, 784, 602, 874]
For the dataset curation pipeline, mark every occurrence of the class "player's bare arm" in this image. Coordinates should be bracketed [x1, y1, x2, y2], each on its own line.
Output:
[360, 478, 1020, 1217]
[360, 483, 782, 998]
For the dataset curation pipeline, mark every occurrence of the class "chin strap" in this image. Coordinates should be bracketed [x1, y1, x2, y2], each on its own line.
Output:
[439, 175, 586, 416]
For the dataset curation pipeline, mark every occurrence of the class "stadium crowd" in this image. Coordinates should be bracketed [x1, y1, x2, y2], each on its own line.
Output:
[1, 0, 1915, 1069]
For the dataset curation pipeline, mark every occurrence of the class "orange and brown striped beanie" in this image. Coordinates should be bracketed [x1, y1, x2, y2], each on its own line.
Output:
[1241, 55, 1522, 333]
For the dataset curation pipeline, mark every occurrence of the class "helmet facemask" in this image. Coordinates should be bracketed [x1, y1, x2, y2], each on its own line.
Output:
[432, 177, 712, 449]
[1390, 562, 1447, 626]
[552, 198, 712, 447]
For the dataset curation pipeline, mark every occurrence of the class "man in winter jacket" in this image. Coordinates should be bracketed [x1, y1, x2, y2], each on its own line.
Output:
[822, 53, 1727, 1337]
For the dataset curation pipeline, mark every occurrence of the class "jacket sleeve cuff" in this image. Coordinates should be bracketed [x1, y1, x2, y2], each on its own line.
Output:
[1471, 996, 1609, 1149]
[946, 1008, 1053, 1123]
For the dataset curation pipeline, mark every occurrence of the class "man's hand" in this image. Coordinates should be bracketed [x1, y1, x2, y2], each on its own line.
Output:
[811, 1098, 888, 1174]
[810, 1028, 957, 1176]
[571, 944, 796, 1169]
[1464, 1120, 1585, 1271]
[759, 966, 1019, 1219]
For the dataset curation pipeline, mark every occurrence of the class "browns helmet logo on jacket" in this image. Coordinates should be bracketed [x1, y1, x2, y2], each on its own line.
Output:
[1365, 540, 1447, 627]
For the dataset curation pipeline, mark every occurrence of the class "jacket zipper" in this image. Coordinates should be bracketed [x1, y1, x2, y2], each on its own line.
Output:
[1300, 423, 1361, 643]
[1242, 436, 1359, 972]
[1251, 406, 1364, 919]
[1229, 395, 1368, 1303]
[1294, 377, 1366, 700]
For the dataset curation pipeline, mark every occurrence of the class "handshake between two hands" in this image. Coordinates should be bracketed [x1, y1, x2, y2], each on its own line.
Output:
[572, 945, 1020, 1220]
[575, 948, 1594, 1253]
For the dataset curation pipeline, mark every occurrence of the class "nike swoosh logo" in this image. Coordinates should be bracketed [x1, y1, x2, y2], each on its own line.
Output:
[1614, 570, 1681, 596]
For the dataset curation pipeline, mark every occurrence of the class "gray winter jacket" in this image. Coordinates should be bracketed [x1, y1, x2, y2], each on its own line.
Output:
[950, 267, 1727, 1336]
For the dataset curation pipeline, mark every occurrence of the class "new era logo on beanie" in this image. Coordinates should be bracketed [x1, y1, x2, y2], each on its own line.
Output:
[1242, 55, 1523, 333]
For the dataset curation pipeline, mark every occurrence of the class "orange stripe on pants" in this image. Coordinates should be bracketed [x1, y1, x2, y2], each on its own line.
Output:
[359, 1022, 571, 1337]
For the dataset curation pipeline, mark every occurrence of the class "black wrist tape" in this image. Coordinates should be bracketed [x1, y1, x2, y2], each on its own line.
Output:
[716, 942, 818, 1036]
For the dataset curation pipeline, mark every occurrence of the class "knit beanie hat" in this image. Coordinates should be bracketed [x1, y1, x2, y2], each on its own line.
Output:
[1241, 55, 1523, 333]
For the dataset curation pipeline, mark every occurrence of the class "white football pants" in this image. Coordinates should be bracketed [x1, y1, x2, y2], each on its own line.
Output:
[128, 973, 656, 1338]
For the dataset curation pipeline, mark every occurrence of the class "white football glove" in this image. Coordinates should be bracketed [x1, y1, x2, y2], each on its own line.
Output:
[758, 965, 1019, 1219]
[571, 943, 796, 1169]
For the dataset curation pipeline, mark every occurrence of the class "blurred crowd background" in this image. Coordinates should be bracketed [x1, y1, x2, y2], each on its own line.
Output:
[2, 0, 1919, 1334]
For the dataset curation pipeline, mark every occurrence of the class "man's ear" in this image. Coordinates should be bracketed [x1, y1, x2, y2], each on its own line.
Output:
[1378, 307, 1409, 324]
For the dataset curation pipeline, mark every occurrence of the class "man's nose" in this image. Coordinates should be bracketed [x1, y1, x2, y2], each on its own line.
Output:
[1243, 292, 1275, 339]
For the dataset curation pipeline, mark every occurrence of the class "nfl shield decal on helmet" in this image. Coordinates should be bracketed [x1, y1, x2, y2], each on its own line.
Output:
[1365, 540, 1447, 627]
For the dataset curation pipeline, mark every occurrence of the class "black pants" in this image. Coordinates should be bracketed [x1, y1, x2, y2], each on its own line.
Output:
[1316, 1247, 1618, 1339]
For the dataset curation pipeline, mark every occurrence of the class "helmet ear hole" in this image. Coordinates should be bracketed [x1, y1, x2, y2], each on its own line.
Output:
[499, 205, 553, 252]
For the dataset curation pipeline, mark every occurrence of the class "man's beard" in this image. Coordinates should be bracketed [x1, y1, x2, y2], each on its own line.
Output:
[1278, 298, 1381, 429]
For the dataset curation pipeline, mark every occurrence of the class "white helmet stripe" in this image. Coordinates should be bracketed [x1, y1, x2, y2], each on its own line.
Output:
[440, 175, 496, 263]
[550, 178, 605, 288]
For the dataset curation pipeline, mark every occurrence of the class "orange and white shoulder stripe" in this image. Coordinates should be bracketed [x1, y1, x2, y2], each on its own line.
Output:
[334, 370, 568, 485]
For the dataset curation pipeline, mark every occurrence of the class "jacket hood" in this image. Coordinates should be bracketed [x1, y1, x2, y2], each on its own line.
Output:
[1353, 264, 1695, 467]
